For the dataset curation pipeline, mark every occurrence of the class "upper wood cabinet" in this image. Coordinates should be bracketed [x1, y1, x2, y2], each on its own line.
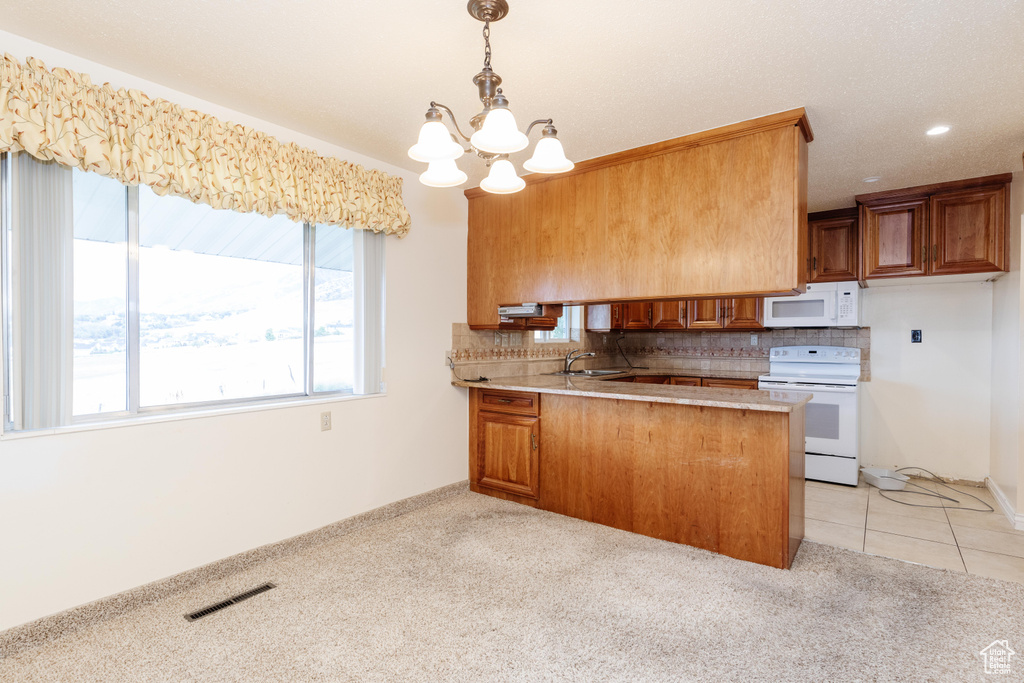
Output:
[857, 174, 1010, 281]
[722, 298, 764, 329]
[687, 299, 725, 330]
[808, 208, 859, 283]
[466, 109, 812, 327]
[930, 185, 1007, 275]
[860, 199, 929, 279]
[621, 302, 653, 329]
[651, 301, 687, 329]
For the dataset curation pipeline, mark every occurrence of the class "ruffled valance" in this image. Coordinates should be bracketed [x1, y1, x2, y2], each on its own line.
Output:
[0, 54, 411, 237]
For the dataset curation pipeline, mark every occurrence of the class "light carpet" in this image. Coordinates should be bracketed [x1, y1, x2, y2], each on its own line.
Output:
[2, 491, 1021, 682]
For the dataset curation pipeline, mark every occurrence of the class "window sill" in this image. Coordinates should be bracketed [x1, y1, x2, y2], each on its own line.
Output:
[0, 391, 385, 440]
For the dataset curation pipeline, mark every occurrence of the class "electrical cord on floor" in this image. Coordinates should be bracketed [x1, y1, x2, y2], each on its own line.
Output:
[616, 336, 648, 370]
[875, 466, 995, 512]
[448, 356, 488, 383]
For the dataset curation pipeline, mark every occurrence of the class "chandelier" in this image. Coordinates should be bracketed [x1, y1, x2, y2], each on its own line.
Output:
[408, 0, 574, 194]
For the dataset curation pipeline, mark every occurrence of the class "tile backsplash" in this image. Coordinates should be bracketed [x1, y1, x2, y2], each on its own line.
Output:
[449, 324, 871, 381]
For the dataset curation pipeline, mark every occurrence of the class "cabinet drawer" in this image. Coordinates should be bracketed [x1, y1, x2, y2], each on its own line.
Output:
[479, 390, 540, 415]
[701, 378, 759, 390]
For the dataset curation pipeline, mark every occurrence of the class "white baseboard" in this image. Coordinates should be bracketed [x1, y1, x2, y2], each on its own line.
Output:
[987, 478, 1024, 531]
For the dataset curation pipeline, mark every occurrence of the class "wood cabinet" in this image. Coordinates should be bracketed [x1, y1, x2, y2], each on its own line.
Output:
[651, 301, 687, 329]
[669, 376, 701, 386]
[930, 185, 1007, 275]
[857, 174, 1010, 280]
[860, 199, 928, 279]
[632, 375, 671, 384]
[808, 208, 859, 283]
[473, 390, 540, 500]
[621, 302, 653, 329]
[686, 299, 725, 330]
[466, 109, 812, 327]
[587, 298, 761, 332]
[722, 298, 764, 329]
[474, 391, 806, 569]
[701, 378, 759, 390]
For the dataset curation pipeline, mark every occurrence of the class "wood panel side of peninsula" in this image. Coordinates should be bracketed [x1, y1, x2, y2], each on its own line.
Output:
[469, 388, 805, 569]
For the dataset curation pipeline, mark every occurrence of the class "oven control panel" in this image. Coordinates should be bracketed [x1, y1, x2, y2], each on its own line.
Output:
[770, 346, 860, 362]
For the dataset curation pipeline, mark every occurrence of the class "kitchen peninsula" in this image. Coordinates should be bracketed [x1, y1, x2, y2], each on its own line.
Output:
[455, 373, 809, 569]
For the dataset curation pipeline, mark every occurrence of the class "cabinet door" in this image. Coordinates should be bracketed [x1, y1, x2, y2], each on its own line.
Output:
[930, 185, 1007, 275]
[621, 302, 653, 329]
[809, 213, 859, 282]
[651, 301, 687, 329]
[701, 378, 759, 390]
[861, 200, 928, 279]
[477, 412, 540, 499]
[609, 304, 624, 330]
[632, 375, 671, 384]
[723, 298, 763, 329]
[686, 299, 725, 329]
[669, 376, 701, 386]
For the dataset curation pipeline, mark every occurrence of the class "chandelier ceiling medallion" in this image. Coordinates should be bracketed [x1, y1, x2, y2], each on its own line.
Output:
[409, 0, 574, 194]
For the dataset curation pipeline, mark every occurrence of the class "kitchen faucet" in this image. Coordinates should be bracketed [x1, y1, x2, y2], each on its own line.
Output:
[564, 349, 595, 373]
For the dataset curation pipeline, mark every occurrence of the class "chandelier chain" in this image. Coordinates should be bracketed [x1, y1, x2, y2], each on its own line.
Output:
[483, 21, 491, 69]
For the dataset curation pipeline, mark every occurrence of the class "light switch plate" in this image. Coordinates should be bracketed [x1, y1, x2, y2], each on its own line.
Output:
[320, 411, 332, 431]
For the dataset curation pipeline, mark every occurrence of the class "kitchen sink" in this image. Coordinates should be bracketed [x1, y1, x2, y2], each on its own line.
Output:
[546, 369, 625, 377]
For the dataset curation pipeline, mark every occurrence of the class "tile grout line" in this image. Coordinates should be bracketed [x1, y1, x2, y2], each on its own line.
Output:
[861, 486, 869, 552]
[943, 497, 969, 573]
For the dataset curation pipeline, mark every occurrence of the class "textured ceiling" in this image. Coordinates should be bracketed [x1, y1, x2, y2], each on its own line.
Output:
[2, 0, 1023, 211]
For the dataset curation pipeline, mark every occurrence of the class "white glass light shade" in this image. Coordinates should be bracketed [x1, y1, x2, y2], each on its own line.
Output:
[470, 108, 529, 154]
[523, 137, 574, 174]
[408, 121, 463, 162]
[479, 159, 525, 194]
[419, 159, 468, 188]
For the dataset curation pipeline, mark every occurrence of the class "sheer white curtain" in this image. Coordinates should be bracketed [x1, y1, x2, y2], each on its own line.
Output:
[353, 229, 385, 395]
[11, 153, 73, 429]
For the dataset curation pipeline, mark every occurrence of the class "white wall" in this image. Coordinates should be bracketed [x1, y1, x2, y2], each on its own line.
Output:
[990, 172, 1023, 513]
[860, 282, 994, 481]
[0, 33, 469, 630]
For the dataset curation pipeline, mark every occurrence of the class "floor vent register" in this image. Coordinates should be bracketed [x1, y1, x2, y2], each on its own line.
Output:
[184, 582, 277, 622]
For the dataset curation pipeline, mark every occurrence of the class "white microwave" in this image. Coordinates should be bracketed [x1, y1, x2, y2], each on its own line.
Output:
[763, 281, 861, 328]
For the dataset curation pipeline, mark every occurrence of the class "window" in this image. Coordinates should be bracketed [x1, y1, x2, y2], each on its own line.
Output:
[534, 305, 582, 343]
[1, 154, 385, 431]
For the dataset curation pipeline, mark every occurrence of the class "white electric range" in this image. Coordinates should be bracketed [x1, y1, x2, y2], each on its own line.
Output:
[757, 346, 861, 486]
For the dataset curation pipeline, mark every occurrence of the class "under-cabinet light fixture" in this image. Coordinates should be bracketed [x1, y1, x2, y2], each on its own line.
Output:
[408, 0, 573, 193]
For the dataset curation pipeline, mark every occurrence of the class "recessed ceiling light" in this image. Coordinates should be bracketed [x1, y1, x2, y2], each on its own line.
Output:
[862, 176, 882, 183]
[927, 125, 951, 136]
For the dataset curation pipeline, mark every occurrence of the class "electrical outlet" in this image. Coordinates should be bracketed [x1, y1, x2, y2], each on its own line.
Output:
[320, 411, 332, 431]
[750, 333, 758, 345]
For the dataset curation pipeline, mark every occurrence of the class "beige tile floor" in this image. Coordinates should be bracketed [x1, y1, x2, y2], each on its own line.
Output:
[804, 477, 1024, 583]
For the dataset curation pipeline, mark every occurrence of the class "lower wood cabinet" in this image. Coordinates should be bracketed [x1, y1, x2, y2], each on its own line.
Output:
[473, 390, 541, 500]
[701, 378, 759, 390]
[477, 412, 540, 499]
[669, 376, 701, 386]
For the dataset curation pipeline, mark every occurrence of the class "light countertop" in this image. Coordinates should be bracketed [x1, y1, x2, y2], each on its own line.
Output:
[451, 372, 811, 413]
